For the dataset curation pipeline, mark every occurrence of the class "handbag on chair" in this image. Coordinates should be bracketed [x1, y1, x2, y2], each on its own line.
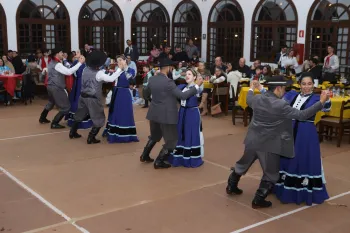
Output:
[211, 86, 222, 115]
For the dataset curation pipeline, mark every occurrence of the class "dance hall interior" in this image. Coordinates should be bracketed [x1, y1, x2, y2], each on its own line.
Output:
[0, 0, 350, 232]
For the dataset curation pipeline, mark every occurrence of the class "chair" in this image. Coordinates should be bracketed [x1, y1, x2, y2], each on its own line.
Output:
[210, 83, 230, 116]
[0, 82, 8, 106]
[318, 99, 350, 147]
[231, 83, 251, 126]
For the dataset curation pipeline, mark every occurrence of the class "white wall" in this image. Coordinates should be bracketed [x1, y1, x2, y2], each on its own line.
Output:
[0, 0, 316, 63]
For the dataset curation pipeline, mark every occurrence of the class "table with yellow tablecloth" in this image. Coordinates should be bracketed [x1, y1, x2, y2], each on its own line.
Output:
[203, 82, 214, 89]
[237, 87, 350, 124]
[314, 96, 350, 124]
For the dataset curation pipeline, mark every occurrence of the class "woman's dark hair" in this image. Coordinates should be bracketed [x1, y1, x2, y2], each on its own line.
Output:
[0, 58, 5, 66]
[299, 72, 315, 83]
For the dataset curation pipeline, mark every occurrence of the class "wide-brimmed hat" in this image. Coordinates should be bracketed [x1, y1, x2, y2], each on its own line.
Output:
[157, 58, 178, 68]
[265, 75, 293, 86]
[86, 50, 107, 68]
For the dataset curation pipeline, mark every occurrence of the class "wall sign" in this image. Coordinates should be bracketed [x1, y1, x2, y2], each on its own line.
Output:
[299, 30, 304, 38]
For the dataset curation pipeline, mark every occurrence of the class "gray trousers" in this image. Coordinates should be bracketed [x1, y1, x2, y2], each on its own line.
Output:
[234, 149, 280, 184]
[149, 121, 178, 150]
[74, 97, 105, 128]
[45, 86, 70, 114]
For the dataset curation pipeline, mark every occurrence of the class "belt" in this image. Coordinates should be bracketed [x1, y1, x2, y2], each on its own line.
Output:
[109, 86, 128, 114]
[81, 93, 97, 99]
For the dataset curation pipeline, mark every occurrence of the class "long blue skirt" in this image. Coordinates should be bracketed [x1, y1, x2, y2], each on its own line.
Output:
[66, 81, 93, 129]
[103, 87, 139, 143]
[274, 121, 329, 205]
[168, 107, 204, 168]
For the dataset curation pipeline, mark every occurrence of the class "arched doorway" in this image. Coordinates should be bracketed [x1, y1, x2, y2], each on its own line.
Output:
[131, 0, 170, 56]
[0, 4, 7, 55]
[79, 0, 124, 58]
[16, 0, 70, 55]
[172, 0, 201, 51]
[306, 0, 350, 75]
[251, 0, 298, 62]
[207, 0, 244, 64]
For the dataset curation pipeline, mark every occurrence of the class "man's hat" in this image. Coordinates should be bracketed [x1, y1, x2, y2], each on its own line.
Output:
[265, 75, 293, 86]
[86, 50, 107, 68]
[157, 58, 178, 68]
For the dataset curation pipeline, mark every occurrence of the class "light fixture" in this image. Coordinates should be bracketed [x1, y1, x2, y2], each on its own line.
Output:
[195, 37, 197, 40]
[235, 34, 238, 37]
[316, 35, 320, 39]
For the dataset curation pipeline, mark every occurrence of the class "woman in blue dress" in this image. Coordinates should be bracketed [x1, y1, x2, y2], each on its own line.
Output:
[168, 69, 204, 168]
[66, 51, 93, 129]
[103, 55, 138, 143]
[274, 72, 331, 205]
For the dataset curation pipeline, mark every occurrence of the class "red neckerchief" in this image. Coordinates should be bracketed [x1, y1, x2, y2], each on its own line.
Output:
[325, 54, 333, 67]
[142, 73, 147, 79]
[53, 57, 62, 63]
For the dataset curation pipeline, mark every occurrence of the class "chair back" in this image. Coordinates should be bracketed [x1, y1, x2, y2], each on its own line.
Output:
[340, 99, 350, 123]
[211, 82, 230, 115]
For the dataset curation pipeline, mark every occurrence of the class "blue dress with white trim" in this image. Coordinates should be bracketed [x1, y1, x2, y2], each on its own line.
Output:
[274, 90, 331, 205]
[168, 84, 204, 168]
[66, 62, 93, 129]
[103, 67, 139, 143]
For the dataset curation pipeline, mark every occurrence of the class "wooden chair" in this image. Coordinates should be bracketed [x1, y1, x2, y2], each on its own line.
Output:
[231, 83, 251, 126]
[210, 83, 230, 116]
[318, 99, 350, 147]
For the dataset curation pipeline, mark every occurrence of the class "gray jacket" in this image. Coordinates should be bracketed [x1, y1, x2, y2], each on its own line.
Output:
[144, 73, 197, 125]
[244, 90, 323, 158]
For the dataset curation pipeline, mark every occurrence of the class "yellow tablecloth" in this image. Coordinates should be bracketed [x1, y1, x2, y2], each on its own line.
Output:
[237, 87, 350, 124]
[314, 96, 350, 124]
[203, 82, 214, 89]
[237, 87, 262, 109]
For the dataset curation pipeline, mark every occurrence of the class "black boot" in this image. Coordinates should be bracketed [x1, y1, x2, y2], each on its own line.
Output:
[39, 109, 51, 124]
[154, 148, 171, 169]
[140, 138, 156, 163]
[69, 121, 81, 139]
[252, 181, 273, 209]
[51, 112, 66, 129]
[226, 169, 243, 195]
[142, 99, 148, 108]
[87, 127, 101, 144]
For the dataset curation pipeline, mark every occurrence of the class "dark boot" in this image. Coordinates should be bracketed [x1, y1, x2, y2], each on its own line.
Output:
[140, 138, 156, 163]
[142, 99, 148, 108]
[154, 148, 171, 169]
[39, 109, 51, 124]
[69, 121, 81, 139]
[87, 127, 101, 144]
[252, 181, 273, 209]
[226, 169, 243, 195]
[51, 112, 66, 129]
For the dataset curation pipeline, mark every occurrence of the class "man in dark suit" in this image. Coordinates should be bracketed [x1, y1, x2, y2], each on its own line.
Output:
[124, 39, 139, 62]
[140, 58, 203, 169]
[274, 45, 287, 66]
[226, 77, 329, 208]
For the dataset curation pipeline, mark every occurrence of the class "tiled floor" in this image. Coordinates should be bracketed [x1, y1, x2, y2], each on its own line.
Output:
[0, 100, 349, 233]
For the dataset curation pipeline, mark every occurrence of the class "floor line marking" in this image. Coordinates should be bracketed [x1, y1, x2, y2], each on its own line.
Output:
[0, 121, 146, 142]
[0, 166, 90, 233]
[23, 221, 69, 233]
[73, 180, 227, 222]
[230, 190, 350, 233]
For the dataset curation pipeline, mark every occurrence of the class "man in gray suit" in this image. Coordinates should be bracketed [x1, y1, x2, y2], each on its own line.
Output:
[140, 58, 203, 169]
[226, 76, 329, 208]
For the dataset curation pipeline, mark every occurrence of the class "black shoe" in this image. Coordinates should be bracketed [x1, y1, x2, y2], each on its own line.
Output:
[252, 197, 272, 209]
[226, 169, 243, 195]
[251, 181, 273, 209]
[51, 123, 65, 129]
[153, 148, 171, 169]
[87, 127, 101, 144]
[140, 138, 156, 163]
[51, 112, 65, 129]
[69, 121, 81, 139]
[39, 109, 51, 124]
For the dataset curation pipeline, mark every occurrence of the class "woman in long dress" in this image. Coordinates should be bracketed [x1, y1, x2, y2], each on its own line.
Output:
[168, 69, 204, 168]
[103, 55, 138, 143]
[274, 72, 331, 205]
[66, 51, 93, 129]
